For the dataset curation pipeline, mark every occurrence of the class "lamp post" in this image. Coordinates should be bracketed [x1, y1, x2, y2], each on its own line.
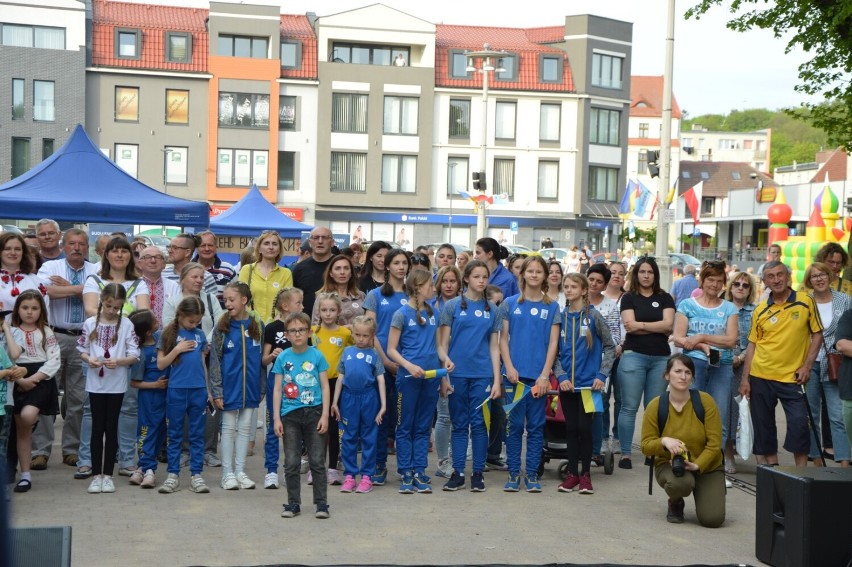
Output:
[161, 148, 173, 237]
[466, 44, 506, 240]
[448, 162, 457, 241]
[654, 0, 675, 289]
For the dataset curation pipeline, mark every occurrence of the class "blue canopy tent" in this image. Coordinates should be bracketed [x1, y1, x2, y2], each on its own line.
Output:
[0, 124, 209, 228]
[209, 184, 313, 237]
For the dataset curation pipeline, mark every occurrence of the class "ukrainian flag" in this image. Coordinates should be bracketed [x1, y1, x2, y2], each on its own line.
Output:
[581, 389, 604, 414]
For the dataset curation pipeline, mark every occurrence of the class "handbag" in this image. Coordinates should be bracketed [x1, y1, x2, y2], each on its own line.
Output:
[821, 336, 842, 382]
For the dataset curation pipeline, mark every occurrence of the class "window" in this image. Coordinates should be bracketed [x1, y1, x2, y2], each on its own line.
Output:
[540, 55, 562, 83]
[590, 108, 620, 146]
[116, 29, 141, 59]
[447, 156, 468, 197]
[588, 166, 618, 201]
[164, 146, 188, 185]
[218, 92, 270, 129]
[216, 149, 268, 186]
[701, 197, 714, 215]
[638, 123, 649, 138]
[719, 139, 737, 150]
[383, 96, 418, 135]
[331, 43, 409, 66]
[496, 55, 517, 82]
[682, 171, 691, 179]
[700, 171, 710, 180]
[743, 140, 753, 150]
[382, 155, 417, 193]
[11, 138, 29, 179]
[540, 103, 560, 142]
[493, 158, 515, 199]
[115, 86, 139, 122]
[12, 79, 24, 120]
[279, 95, 296, 130]
[33, 80, 54, 121]
[280, 41, 301, 69]
[449, 51, 468, 78]
[278, 151, 296, 189]
[330, 152, 367, 193]
[591, 53, 623, 89]
[0, 24, 65, 49]
[218, 35, 268, 58]
[538, 161, 559, 200]
[331, 93, 368, 133]
[682, 137, 692, 147]
[731, 171, 741, 180]
[42, 139, 54, 161]
[495, 101, 516, 140]
[114, 144, 139, 178]
[165, 89, 189, 124]
[449, 99, 470, 138]
[637, 151, 648, 174]
[166, 32, 191, 63]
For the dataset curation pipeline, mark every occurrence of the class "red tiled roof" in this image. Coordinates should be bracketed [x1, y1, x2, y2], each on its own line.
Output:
[524, 26, 564, 44]
[435, 24, 574, 92]
[811, 148, 847, 183]
[91, 0, 208, 73]
[630, 75, 682, 119]
[679, 161, 775, 198]
[280, 15, 317, 80]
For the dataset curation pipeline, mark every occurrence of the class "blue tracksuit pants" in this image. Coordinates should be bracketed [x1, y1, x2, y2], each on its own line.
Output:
[374, 372, 396, 472]
[448, 376, 492, 474]
[167, 387, 206, 476]
[137, 389, 167, 472]
[395, 374, 439, 474]
[339, 387, 381, 477]
[504, 378, 546, 476]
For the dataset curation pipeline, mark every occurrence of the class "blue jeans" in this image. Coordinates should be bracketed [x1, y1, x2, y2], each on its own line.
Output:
[806, 368, 851, 462]
[77, 393, 92, 468]
[692, 359, 733, 447]
[117, 380, 138, 469]
[617, 351, 669, 456]
[594, 356, 622, 454]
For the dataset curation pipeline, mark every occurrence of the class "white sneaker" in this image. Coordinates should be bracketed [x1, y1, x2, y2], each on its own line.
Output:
[327, 469, 342, 485]
[236, 472, 256, 489]
[725, 478, 733, 489]
[158, 473, 180, 494]
[140, 469, 156, 489]
[204, 453, 222, 467]
[190, 474, 210, 493]
[300, 457, 309, 474]
[221, 473, 239, 490]
[307, 470, 313, 485]
[264, 472, 279, 489]
[87, 475, 103, 494]
[101, 476, 116, 493]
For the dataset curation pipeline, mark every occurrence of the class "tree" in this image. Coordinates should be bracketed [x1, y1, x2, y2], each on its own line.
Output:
[686, 1, 852, 149]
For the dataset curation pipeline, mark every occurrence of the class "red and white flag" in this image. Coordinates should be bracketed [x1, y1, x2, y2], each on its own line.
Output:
[683, 181, 703, 224]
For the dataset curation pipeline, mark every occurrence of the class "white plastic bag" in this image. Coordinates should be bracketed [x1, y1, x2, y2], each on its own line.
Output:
[735, 395, 753, 461]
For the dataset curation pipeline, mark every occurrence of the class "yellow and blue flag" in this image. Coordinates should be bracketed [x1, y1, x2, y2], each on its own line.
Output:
[581, 389, 604, 414]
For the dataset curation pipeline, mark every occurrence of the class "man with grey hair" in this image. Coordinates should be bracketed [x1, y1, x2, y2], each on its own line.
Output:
[30, 228, 98, 470]
[670, 263, 699, 307]
[292, 226, 335, 316]
[137, 245, 180, 328]
[36, 218, 63, 263]
[162, 233, 217, 296]
[193, 231, 235, 307]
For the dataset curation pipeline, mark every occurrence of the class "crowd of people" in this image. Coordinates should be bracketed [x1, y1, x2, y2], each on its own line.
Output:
[1, 221, 851, 526]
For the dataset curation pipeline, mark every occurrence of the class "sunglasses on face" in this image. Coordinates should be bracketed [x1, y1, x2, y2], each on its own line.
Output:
[731, 282, 750, 289]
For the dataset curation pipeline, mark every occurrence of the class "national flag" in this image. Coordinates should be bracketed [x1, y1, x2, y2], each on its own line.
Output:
[683, 181, 703, 224]
[628, 220, 636, 240]
[618, 179, 638, 219]
[581, 389, 604, 414]
[634, 180, 654, 217]
[502, 382, 531, 413]
[666, 178, 678, 207]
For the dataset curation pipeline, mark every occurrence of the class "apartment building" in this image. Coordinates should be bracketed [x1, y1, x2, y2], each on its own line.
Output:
[680, 126, 771, 173]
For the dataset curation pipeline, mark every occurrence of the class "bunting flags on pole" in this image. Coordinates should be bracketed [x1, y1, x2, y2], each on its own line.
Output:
[634, 180, 654, 218]
[683, 181, 703, 225]
[618, 179, 638, 219]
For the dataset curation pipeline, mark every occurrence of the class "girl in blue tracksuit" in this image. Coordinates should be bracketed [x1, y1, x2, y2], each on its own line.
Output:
[438, 259, 502, 492]
[157, 296, 210, 494]
[387, 269, 451, 494]
[362, 248, 409, 485]
[554, 274, 615, 495]
[129, 310, 169, 489]
[499, 255, 560, 493]
[331, 315, 386, 494]
[209, 281, 265, 491]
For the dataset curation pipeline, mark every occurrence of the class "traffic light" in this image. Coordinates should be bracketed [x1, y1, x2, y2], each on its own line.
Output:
[646, 150, 660, 178]
[472, 171, 487, 191]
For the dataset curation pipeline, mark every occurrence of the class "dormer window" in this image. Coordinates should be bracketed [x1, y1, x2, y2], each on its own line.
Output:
[166, 32, 191, 63]
[115, 29, 141, 60]
[280, 41, 302, 69]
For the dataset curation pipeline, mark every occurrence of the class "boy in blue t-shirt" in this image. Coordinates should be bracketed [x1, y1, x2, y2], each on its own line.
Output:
[272, 312, 330, 519]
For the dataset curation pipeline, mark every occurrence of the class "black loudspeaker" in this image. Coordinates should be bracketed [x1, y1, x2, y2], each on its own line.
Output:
[9, 526, 72, 567]
[756, 466, 852, 567]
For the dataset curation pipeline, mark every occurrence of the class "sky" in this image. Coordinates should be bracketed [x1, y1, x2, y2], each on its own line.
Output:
[138, 0, 815, 117]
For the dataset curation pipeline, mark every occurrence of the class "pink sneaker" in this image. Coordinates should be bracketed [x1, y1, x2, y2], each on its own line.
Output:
[578, 473, 594, 494]
[355, 475, 373, 493]
[340, 475, 357, 493]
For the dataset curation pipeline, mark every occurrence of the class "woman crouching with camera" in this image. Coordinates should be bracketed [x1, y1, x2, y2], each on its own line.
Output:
[641, 354, 725, 527]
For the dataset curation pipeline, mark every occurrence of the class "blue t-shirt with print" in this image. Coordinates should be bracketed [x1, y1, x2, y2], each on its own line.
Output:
[272, 346, 329, 416]
[677, 297, 738, 364]
[362, 288, 407, 351]
[390, 304, 440, 371]
[158, 327, 207, 389]
[498, 294, 561, 380]
[440, 295, 501, 379]
[338, 346, 384, 391]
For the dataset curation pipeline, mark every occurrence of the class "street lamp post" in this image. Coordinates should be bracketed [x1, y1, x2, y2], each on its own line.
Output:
[161, 147, 173, 237]
[655, 0, 676, 290]
[466, 44, 505, 240]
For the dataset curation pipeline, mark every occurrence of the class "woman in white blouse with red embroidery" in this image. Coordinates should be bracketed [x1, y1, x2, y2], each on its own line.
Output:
[0, 233, 47, 317]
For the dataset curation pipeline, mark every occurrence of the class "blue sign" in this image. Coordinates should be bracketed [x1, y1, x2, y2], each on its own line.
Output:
[90, 223, 135, 237]
[510, 221, 518, 233]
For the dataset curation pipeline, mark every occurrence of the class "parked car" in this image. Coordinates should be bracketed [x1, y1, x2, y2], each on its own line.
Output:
[504, 244, 534, 255]
[423, 243, 470, 256]
[136, 234, 170, 257]
[589, 252, 703, 276]
[537, 247, 572, 264]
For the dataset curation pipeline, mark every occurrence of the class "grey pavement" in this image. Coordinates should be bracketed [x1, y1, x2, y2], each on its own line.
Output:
[9, 406, 805, 566]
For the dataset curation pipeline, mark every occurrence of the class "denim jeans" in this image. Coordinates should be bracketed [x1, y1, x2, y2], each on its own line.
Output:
[692, 359, 733, 447]
[221, 408, 254, 476]
[617, 351, 669, 456]
[77, 393, 92, 468]
[806, 368, 850, 461]
[434, 395, 451, 462]
[117, 379, 138, 469]
[282, 405, 327, 506]
[594, 356, 622, 454]
[843, 400, 852, 450]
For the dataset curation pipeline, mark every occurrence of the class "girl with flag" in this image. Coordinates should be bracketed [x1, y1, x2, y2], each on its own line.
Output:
[554, 274, 615, 495]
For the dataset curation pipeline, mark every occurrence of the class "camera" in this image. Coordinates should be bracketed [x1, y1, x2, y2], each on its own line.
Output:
[672, 453, 686, 477]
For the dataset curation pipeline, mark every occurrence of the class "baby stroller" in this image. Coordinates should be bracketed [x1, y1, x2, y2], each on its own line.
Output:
[539, 375, 614, 477]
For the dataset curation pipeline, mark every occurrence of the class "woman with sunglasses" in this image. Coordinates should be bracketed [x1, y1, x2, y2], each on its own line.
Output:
[616, 256, 675, 468]
[723, 271, 757, 471]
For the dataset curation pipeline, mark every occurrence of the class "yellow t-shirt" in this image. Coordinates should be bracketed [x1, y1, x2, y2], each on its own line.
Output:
[748, 289, 822, 382]
[239, 263, 293, 323]
[311, 325, 353, 379]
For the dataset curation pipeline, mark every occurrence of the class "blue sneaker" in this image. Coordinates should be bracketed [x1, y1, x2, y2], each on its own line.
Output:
[417, 472, 432, 484]
[399, 472, 415, 494]
[525, 473, 542, 493]
[470, 471, 486, 492]
[373, 467, 388, 486]
[503, 472, 521, 492]
[413, 473, 432, 493]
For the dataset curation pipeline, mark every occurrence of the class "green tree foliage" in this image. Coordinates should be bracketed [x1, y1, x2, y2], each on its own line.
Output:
[685, 1, 852, 149]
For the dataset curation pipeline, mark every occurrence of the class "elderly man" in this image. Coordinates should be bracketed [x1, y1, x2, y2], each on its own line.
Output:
[30, 229, 99, 470]
[740, 260, 823, 466]
[194, 231, 235, 307]
[670, 264, 699, 307]
[291, 226, 335, 316]
[137, 246, 180, 328]
[757, 243, 782, 279]
[36, 218, 64, 262]
[162, 233, 217, 296]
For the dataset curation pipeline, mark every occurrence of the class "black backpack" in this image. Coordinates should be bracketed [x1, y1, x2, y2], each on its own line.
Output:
[648, 390, 705, 494]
